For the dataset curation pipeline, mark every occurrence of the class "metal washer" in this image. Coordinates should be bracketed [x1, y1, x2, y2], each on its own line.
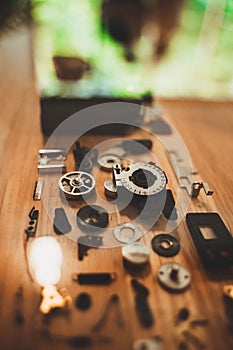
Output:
[98, 154, 121, 171]
[132, 337, 163, 350]
[151, 234, 180, 257]
[158, 262, 191, 292]
[114, 223, 142, 244]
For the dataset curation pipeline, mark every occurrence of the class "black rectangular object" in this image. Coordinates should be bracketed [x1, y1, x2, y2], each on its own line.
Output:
[40, 96, 151, 136]
[186, 212, 233, 267]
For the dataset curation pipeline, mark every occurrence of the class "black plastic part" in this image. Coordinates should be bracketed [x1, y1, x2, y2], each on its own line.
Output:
[75, 273, 115, 285]
[151, 234, 180, 257]
[131, 279, 154, 328]
[53, 208, 71, 235]
[75, 293, 92, 310]
[177, 307, 190, 322]
[77, 205, 109, 232]
[77, 235, 103, 260]
[25, 207, 39, 239]
[163, 189, 178, 220]
[186, 212, 233, 267]
[122, 139, 152, 154]
[40, 96, 152, 136]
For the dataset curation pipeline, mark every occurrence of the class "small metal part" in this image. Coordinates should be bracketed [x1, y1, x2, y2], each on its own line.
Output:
[53, 208, 71, 235]
[77, 205, 109, 232]
[75, 293, 92, 311]
[167, 149, 213, 198]
[38, 149, 66, 170]
[151, 234, 180, 257]
[40, 285, 71, 314]
[131, 279, 154, 328]
[92, 294, 124, 332]
[25, 206, 39, 240]
[223, 285, 233, 300]
[158, 262, 191, 292]
[104, 178, 117, 198]
[33, 180, 43, 200]
[122, 242, 150, 265]
[132, 336, 163, 350]
[114, 223, 142, 244]
[186, 213, 233, 267]
[58, 171, 95, 198]
[98, 153, 122, 171]
[72, 272, 117, 285]
[77, 235, 103, 260]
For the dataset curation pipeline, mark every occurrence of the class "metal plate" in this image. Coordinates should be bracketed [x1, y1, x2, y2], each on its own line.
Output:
[151, 234, 180, 257]
[158, 262, 191, 292]
[114, 223, 142, 244]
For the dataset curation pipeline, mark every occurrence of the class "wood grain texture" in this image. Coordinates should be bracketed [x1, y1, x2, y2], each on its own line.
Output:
[0, 27, 233, 350]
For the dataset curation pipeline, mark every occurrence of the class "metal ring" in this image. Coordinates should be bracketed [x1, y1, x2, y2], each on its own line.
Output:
[114, 223, 142, 244]
[151, 234, 180, 257]
[58, 171, 95, 198]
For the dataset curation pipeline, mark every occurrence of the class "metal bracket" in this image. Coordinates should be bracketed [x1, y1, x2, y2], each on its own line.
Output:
[38, 149, 66, 170]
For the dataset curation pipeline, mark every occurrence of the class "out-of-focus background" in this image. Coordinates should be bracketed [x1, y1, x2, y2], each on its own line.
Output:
[1, 0, 233, 99]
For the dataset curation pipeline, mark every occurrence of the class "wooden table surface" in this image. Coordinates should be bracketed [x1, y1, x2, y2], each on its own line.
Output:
[0, 27, 233, 350]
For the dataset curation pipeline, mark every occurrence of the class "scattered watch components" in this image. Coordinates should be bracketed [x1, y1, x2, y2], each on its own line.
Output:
[75, 292, 92, 311]
[114, 223, 142, 244]
[77, 205, 109, 232]
[104, 178, 117, 199]
[162, 189, 178, 220]
[92, 294, 124, 332]
[58, 171, 95, 198]
[167, 149, 213, 198]
[77, 235, 103, 260]
[151, 234, 180, 257]
[14, 286, 25, 325]
[73, 141, 98, 172]
[132, 336, 163, 350]
[72, 272, 117, 285]
[33, 180, 43, 201]
[53, 208, 71, 235]
[38, 149, 66, 170]
[122, 242, 150, 265]
[25, 206, 39, 240]
[186, 212, 233, 267]
[158, 262, 191, 292]
[174, 310, 208, 349]
[131, 279, 154, 328]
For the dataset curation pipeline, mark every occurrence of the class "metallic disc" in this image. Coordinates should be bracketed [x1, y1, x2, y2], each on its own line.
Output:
[151, 234, 180, 257]
[122, 242, 150, 264]
[58, 171, 95, 198]
[158, 262, 191, 292]
[132, 337, 163, 350]
[114, 223, 142, 244]
[104, 178, 117, 198]
[98, 154, 121, 171]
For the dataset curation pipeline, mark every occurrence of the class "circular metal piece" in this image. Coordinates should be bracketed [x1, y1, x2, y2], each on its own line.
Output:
[98, 154, 121, 171]
[58, 171, 95, 198]
[151, 234, 180, 257]
[122, 242, 150, 265]
[119, 162, 167, 196]
[114, 223, 142, 244]
[132, 337, 163, 350]
[158, 262, 191, 292]
[77, 205, 109, 232]
[104, 178, 117, 198]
